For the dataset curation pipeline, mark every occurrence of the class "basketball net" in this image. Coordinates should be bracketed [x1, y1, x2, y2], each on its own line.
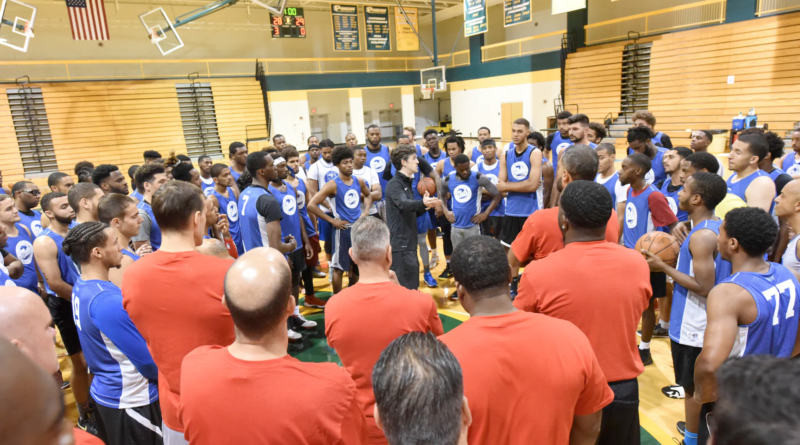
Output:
[422, 87, 434, 100]
[23, 21, 34, 38]
[149, 28, 161, 44]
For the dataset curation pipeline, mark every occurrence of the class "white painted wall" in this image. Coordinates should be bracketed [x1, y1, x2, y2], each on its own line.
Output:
[450, 79, 560, 140]
[307, 90, 350, 142]
[269, 99, 312, 150]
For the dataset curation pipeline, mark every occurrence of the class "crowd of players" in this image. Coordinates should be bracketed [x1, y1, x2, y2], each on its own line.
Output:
[1, 108, 800, 445]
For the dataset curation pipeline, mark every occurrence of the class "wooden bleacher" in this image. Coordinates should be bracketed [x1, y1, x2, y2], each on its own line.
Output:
[564, 11, 800, 154]
[0, 78, 266, 189]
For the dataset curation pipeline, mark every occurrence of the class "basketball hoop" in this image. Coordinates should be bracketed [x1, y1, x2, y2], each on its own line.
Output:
[22, 21, 33, 38]
[149, 26, 164, 44]
[421, 86, 434, 100]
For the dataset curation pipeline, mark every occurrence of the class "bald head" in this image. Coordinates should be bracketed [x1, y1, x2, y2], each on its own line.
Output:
[0, 339, 73, 445]
[224, 248, 293, 338]
[0, 288, 58, 374]
[775, 180, 800, 219]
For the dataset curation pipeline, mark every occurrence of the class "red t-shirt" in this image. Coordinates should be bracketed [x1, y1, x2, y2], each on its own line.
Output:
[74, 428, 104, 445]
[440, 311, 613, 445]
[179, 346, 368, 445]
[122, 250, 235, 432]
[515, 241, 652, 382]
[325, 281, 443, 444]
[511, 207, 619, 264]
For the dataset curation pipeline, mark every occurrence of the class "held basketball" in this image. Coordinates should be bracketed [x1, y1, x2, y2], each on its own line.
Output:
[635, 231, 680, 267]
[417, 177, 436, 196]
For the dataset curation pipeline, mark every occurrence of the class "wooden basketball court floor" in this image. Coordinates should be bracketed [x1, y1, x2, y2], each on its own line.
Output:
[58, 243, 682, 444]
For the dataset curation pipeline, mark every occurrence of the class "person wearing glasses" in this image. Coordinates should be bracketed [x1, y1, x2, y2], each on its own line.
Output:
[11, 181, 47, 237]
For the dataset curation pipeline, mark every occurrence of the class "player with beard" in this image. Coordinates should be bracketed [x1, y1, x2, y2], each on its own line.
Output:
[547, 111, 573, 170]
[98, 194, 150, 288]
[13, 181, 47, 237]
[228, 142, 248, 183]
[0, 195, 38, 293]
[92, 165, 130, 195]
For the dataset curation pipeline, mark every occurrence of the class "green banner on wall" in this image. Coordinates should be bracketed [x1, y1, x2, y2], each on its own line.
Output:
[464, 0, 488, 36]
[331, 4, 361, 51]
[365, 6, 391, 51]
[504, 0, 531, 27]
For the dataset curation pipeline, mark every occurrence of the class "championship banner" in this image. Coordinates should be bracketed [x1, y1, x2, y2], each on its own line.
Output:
[394, 6, 419, 52]
[331, 4, 360, 51]
[365, 6, 391, 51]
[464, 0, 487, 37]
[504, 0, 531, 27]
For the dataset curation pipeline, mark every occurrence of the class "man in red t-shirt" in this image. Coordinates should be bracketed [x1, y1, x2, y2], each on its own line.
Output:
[326, 217, 443, 444]
[179, 247, 368, 445]
[516, 181, 651, 445]
[122, 181, 235, 444]
[508, 145, 618, 297]
[441, 236, 613, 445]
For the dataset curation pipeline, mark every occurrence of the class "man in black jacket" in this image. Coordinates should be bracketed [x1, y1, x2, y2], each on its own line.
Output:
[386, 144, 442, 289]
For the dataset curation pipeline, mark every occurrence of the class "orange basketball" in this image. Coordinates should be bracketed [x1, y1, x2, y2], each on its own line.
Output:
[416, 177, 436, 196]
[635, 231, 680, 267]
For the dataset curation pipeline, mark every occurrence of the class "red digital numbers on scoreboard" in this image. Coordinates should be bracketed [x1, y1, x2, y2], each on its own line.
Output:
[270, 8, 306, 38]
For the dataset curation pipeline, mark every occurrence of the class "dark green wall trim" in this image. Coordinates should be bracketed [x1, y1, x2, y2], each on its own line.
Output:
[726, 0, 758, 23]
[259, 50, 561, 91]
[469, 34, 484, 66]
[567, 8, 588, 49]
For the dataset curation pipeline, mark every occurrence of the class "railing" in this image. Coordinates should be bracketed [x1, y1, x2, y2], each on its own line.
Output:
[0, 51, 470, 82]
[480, 30, 564, 62]
[585, 0, 726, 45]
[757, 0, 800, 16]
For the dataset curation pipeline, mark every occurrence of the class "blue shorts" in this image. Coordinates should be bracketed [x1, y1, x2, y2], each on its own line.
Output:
[318, 213, 333, 243]
[331, 227, 353, 272]
[428, 208, 438, 229]
[417, 211, 435, 234]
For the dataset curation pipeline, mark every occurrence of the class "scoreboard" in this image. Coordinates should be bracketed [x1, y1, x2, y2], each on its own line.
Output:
[271, 7, 306, 38]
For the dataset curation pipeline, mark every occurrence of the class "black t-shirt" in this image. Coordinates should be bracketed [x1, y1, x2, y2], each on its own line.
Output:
[775, 173, 793, 196]
[253, 186, 282, 224]
[383, 156, 433, 181]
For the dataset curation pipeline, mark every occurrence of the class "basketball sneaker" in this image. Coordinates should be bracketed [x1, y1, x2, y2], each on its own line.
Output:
[311, 267, 327, 279]
[677, 421, 686, 436]
[429, 253, 440, 270]
[293, 313, 317, 329]
[438, 265, 453, 279]
[653, 325, 669, 337]
[639, 348, 653, 366]
[77, 415, 99, 436]
[288, 329, 302, 341]
[303, 295, 327, 309]
[423, 271, 437, 288]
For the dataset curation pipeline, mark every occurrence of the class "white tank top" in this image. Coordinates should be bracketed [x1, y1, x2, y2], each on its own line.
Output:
[782, 235, 800, 274]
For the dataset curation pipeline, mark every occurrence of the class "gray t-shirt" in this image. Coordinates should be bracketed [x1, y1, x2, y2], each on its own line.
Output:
[131, 207, 152, 243]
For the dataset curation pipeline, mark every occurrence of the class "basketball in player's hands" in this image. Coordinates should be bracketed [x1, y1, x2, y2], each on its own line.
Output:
[636, 231, 680, 267]
[417, 177, 436, 196]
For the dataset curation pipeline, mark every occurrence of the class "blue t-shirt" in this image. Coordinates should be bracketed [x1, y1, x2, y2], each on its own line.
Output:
[447, 171, 481, 229]
[211, 187, 243, 254]
[17, 209, 44, 238]
[39, 228, 79, 297]
[72, 279, 158, 409]
[332, 177, 362, 224]
[6, 224, 37, 293]
[505, 145, 538, 217]
[268, 181, 303, 252]
[137, 201, 161, 251]
[723, 263, 800, 358]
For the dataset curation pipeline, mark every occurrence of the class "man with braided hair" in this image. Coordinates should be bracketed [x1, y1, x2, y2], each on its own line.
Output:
[66, 221, 161, 445]
[516, 180, 651, 445]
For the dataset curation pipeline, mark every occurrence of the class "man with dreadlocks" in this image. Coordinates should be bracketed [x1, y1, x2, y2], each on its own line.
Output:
[66, 221, 162, 445]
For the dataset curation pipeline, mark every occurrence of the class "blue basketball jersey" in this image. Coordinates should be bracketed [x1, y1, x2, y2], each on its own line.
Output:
[136, 201, 161, 250]
[200, 176, 215, 196]
[17, 209, 44, 238]
[476, 160, 505, 217]
[39, 228, 79, 297]
[121, 249, 140, 262]
[332, 177, 362, 224]
[304, 160, 312, 171]
[230, 168, 242, 183]
[471, 146, 484, 165]
[365, 144, 391, 196]
[0, 263, 14, 286]
[623, 185, 659, 249]
[72, 279, 158, 409]
[423, 149, 447, 170]
[505, 144, 538, 217]
[595, 172, 620, 210]
[295, 178, 317, 238]
[268, 181, 303, 252]
[6, 224, 37, 293]
[130, 190, 144, 202]
[442, 157, 457, 177]
[660, 177, 688, 222]
[724, 263, 800, 358]
[447, 171, 481, 229]
[782, 153, 800, 176]
[652, 131, 665, 147]
[651, 148, 668, 184]
[767, 166, 786, 181]
[211, 187, 243, 254]
[550, 132, 573, 172]
[726, 170, 770, 207]
[238, 185, 270, 251]
[670, 220, 726, 347]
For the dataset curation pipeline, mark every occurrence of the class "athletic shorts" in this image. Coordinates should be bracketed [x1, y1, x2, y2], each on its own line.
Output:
[304, 234, 320, 267]
[480, 216, 503, 239]
[428, 208, 438, 229]
[671, 340, 702, 391]
[287, 248, 306, 281]
[96, 400, 163, 445]
[500, 216, 527, 248]
[417, 210, 435, 234]
[318, 213, 333, 243]
[47, 295, 82, 356]
[650, 272, 667, 299]
[331, 227, 353, 272]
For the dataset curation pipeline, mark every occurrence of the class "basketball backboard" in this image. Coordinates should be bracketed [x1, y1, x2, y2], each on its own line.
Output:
[420, 65, 446, 92]
[0, 0, 35, 52]
[140, 7, 183, 56]
[249, 0, 287, 16]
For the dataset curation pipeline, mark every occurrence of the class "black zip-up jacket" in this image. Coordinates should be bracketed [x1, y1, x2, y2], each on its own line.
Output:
[386, 171, 428, 252]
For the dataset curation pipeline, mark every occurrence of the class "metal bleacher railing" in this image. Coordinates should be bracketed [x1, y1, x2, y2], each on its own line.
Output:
[757, 0, 800, 16]
[480, 30, 565, 63]
[584, 0, 727, 45]
[0, 51, 471, 82]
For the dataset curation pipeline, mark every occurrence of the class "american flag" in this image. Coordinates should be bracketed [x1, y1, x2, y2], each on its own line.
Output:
[66, 0, 109, 40]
